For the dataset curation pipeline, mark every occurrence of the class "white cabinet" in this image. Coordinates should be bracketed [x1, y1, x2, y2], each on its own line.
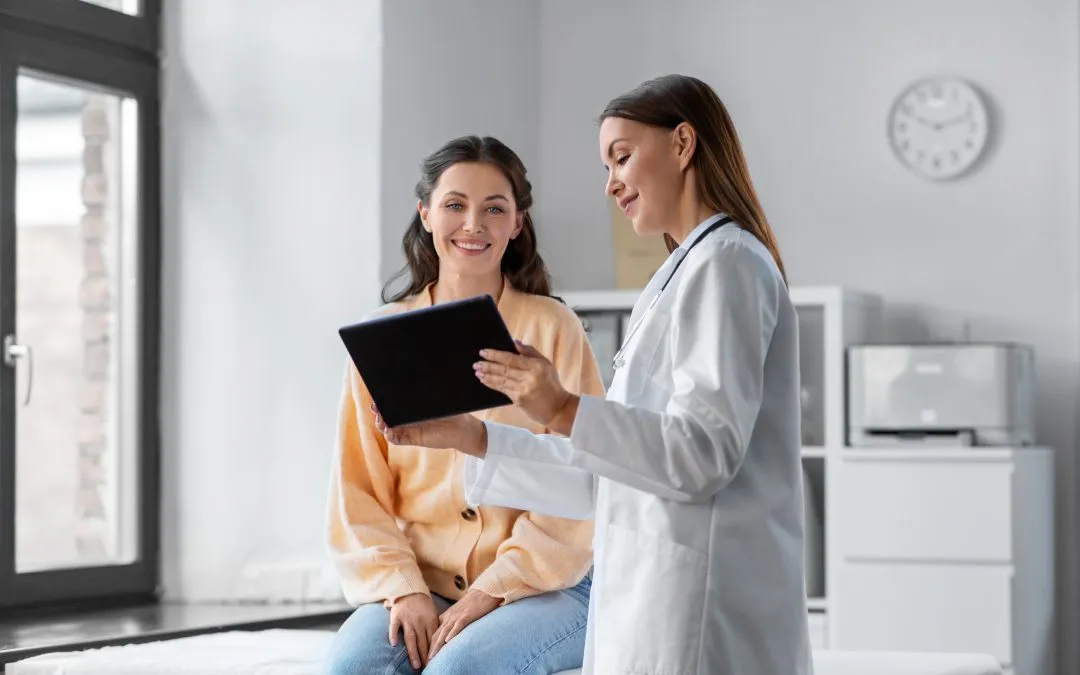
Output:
[834, 448, 1054, 675]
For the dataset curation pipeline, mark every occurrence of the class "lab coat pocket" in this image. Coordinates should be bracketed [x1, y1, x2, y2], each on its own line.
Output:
[594, 523, 708, 674]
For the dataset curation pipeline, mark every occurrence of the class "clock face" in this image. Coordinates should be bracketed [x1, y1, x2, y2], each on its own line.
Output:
[888, 77, 990, 181]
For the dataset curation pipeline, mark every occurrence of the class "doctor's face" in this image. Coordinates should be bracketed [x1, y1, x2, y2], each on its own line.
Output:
[418, 161, 523, 280]
[600, 116, 683, 237]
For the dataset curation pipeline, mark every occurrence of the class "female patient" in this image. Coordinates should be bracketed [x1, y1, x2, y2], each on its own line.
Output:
[324, 135, 603, 675]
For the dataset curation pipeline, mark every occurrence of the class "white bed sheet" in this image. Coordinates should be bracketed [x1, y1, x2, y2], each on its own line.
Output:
[7, 629, 1002, 675]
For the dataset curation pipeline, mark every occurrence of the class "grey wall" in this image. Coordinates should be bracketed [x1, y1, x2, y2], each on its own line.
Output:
[379, 0, 540, 287]
[160, 0, 384, 601]
[536, 0, 1080, 671]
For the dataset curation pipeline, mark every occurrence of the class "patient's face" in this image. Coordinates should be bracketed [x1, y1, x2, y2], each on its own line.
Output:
[419, 161, 522, 281]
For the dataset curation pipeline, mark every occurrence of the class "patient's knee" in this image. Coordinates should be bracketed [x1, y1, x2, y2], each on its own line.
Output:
[423, 650, 485, 675]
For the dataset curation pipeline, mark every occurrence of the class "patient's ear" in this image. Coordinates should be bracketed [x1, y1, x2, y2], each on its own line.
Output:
[511, 212, 524, 239]
[417, 200, 431, 232]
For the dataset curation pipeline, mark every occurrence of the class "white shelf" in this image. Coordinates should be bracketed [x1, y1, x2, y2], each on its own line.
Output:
[558, 289, 639, 311]
[807, 597, 829, 612]
[802, 446, 827, 459]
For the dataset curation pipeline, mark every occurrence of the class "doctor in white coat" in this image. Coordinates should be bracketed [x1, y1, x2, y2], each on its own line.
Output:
[374, 73, 813, 675]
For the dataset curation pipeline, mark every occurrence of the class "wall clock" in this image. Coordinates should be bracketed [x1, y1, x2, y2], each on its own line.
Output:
[887, 76, 990, 181]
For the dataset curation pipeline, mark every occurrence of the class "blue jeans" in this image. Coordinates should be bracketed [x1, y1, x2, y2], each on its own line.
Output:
[324, 575, 590, 675]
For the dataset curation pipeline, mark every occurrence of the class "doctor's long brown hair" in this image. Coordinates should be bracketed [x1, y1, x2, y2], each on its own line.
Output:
[599, 74, 788, 284]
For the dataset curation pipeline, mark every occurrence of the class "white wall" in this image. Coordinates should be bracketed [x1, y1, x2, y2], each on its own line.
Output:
[160, 0, 384, 601]
[537, 0, 1080, 671]
[160, 0, 541, 602]
[379, 0, 540, 286]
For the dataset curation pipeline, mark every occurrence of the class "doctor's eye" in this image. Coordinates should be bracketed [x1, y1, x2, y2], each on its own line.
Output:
[615, 154, 630, 166]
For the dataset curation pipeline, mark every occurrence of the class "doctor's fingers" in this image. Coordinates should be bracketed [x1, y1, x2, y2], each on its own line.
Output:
[473, 360, 528, 381]
[479, 348, 538, 370]
[475, 371, 525, 399]
[370, 405, 417, 445]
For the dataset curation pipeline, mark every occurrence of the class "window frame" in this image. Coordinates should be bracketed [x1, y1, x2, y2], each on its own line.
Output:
[0, 0, 160, 614]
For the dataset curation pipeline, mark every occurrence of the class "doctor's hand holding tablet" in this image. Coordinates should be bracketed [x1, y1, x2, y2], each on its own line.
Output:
[361, 74, 812, 675]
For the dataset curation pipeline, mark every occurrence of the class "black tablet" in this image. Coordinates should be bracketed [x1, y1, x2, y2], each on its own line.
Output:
[338, 294, 518, 427]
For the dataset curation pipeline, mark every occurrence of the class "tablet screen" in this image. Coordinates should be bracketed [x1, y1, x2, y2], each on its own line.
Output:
[338, 294, 518, 427]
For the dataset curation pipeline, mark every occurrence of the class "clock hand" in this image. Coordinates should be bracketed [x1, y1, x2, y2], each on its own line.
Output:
[932, 113, 973, 131]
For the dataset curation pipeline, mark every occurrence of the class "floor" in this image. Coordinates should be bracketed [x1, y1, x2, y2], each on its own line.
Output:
[0, 600, 351, 668]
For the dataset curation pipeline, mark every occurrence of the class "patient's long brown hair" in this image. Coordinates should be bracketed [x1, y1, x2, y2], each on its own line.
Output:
[599, 74, 788, 283]
[382, 136, 554, 304]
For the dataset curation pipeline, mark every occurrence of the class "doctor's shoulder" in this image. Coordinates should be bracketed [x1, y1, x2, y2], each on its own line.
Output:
[677, 230, 785, 307]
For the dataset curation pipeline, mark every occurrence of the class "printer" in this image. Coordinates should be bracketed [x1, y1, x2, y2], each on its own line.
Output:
[847, 342, 1035, 447]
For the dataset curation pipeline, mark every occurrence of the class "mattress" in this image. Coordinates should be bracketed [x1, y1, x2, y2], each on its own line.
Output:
[7, 629, 1002, 675]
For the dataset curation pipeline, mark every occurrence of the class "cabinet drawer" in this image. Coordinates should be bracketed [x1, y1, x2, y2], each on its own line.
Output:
[838, 456, 1012, 562]
[835, 562, 1012, 665]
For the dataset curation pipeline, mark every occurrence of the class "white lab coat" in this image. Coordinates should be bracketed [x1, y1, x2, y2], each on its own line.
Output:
[463, 215, 813, 675]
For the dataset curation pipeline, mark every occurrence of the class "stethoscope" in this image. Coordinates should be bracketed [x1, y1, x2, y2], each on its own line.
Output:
[612, 216, 733, 370]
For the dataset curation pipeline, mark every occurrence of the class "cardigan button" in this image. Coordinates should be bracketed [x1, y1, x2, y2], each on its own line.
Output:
[461, 508, 477, 521]
[454, 575, 467, 591]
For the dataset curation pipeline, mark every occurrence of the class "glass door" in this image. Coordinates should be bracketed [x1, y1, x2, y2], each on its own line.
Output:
[0, 25, 159, 610]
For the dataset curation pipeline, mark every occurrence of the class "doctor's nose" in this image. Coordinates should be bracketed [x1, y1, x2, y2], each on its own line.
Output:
[605, 172, 622, 198]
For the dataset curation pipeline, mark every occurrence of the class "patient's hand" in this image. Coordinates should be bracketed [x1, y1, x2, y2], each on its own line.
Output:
[371, 404, 487, 457]
[388, 592, 440, 671]
[427, 589, 502, 662]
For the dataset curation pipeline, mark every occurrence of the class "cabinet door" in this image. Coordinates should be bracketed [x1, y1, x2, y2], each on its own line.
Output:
[838, 456, 1012, 562]
[835, 562, 1013, 666]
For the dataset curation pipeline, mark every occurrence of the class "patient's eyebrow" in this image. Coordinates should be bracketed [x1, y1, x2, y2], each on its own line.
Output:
[443, 191, 509, 203]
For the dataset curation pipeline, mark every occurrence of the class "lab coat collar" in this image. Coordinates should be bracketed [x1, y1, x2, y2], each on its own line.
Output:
[679, 212, 734, 251]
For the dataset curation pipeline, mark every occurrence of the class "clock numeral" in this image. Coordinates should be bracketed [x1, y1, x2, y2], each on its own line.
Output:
[951, 150, 960, 163]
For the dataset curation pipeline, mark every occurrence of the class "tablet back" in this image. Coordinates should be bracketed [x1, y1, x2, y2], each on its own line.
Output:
[338, 294, 518, 427]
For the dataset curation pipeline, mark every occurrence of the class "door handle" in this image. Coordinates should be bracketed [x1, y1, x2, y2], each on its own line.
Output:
[3, 335, 32, 406]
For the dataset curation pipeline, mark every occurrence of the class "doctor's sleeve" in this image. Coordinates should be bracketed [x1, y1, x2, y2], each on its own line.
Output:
[566, 244, 780, 502]
[463, 311, 601, 521]
[326, 361, 429, 607]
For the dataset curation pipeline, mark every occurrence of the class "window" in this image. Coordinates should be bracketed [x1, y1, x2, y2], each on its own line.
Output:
[0, 0, 160, 612]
